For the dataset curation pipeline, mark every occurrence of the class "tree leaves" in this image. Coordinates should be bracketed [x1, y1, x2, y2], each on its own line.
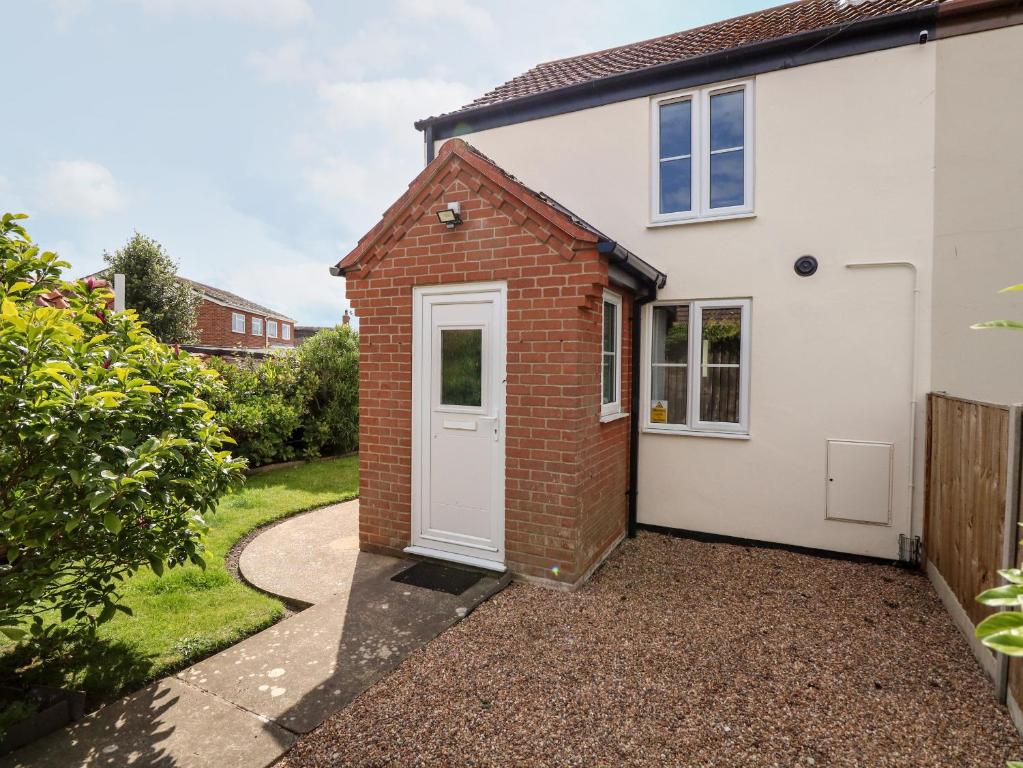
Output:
[0, 212, 245, 643]
[971, 320, 1023, 331]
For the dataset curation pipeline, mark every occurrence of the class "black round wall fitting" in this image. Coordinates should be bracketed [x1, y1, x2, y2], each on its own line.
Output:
[794, 255, 818, 277]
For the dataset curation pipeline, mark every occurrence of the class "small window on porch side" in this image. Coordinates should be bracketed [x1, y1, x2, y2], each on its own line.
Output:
[601, 290, 622, 418]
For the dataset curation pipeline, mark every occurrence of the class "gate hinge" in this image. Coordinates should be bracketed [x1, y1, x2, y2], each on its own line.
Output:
[898, 534, 922, 566]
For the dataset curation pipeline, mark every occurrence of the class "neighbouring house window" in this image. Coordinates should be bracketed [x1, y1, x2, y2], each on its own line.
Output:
[231, 312, 245, 333]
[647, 299, 750, 434]
[282, 324, 291, 341]
[601, 290, 622, 418]
[251, 317, 263, 336]
[267, 320, 278, 339]
[651, 80, 753, 223]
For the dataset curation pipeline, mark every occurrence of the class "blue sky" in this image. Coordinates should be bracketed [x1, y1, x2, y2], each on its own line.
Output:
[3, 0, 772, 326]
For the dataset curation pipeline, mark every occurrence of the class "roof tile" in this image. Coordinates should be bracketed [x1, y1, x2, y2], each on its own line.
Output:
[426, 0, 936, 121]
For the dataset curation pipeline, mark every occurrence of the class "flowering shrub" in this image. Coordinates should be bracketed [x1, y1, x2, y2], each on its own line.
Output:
[0, 213, 244, 640]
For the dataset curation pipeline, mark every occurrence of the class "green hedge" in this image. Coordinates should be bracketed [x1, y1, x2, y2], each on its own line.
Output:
[207, 325, 359, 466]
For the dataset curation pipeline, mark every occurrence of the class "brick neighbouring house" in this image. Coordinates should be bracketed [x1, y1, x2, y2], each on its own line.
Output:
[177, 278, 296, 354]
[331, 139, 664, 586]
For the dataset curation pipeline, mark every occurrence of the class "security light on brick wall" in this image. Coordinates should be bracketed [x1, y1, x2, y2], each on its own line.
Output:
[436, 202, 462, 228]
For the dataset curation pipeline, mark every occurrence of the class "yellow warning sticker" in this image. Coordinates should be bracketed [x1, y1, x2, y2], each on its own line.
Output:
[650, 400, 668, 423]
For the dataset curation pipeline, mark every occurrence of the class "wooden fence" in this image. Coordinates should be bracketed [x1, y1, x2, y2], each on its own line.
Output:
[925, 392, 1023, 718]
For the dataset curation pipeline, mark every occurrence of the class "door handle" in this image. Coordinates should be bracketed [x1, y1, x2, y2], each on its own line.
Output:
[479, 414, 500, 442]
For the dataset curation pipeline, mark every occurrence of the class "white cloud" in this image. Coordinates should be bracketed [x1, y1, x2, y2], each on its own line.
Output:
[247, 27, 428, 85]
[300, 77, 474, 232]
[395, 0, 496, 37]
[317, 77, 474, 136]
[41, 160, 125, 218]
[122, 0, 312, 26]
[47, 0, 92, 31]
[246, 40, 316, 84]
[225, 258, 349, 329]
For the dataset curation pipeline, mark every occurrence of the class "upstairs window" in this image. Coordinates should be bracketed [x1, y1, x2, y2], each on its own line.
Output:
[267, 320, 278, 339]
[646, 299, 751, 435]
[282, 324, 291, 341]
[251, 317, 263, 336]
[652, 81, 753, 224]
[231, 312, 245, 333]
[601, 290, 622, 418]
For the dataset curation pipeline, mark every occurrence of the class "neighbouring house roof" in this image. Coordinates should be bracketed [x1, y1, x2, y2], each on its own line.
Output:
[415, 0, 943, 133]
[177, 277, 296, 323]
[331, 138, 666, 290]
[83, 270, 296, 323]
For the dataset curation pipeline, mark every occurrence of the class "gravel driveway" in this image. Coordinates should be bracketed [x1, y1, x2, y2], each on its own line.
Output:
[279, 532, 1022, 767]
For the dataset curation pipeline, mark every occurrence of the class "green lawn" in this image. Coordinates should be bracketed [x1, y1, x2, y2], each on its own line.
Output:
[0, 456, 358, 703]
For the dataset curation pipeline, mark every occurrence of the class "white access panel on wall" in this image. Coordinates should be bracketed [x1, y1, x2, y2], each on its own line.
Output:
[826, 440, 893, 525]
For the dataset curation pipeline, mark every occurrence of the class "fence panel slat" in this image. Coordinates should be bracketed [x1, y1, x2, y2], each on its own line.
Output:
[926, 393, 1009, 628]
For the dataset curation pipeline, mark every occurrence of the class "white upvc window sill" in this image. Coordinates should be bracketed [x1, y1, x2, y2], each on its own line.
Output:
[648, 211, 756, 228]
[599, 411, 629, 424]
[642, 426, 750, 440]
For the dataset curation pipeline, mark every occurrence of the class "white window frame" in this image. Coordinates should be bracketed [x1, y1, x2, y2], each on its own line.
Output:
[282, 323, 291, 341]
[267, 320, 279, 339]
[649, 79, 754, 225]
[251, 317, 263, 336]
[231, 312, 245, 334]
[642, 298, 751, 437]
[601, 290, 623, 419]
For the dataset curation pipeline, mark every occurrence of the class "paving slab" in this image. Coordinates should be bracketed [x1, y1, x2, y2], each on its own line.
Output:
[6, 500, 510, 766]
[4, 678, 294, 768]
[240, 500, 398, 606]
[181, 554, 508, 733]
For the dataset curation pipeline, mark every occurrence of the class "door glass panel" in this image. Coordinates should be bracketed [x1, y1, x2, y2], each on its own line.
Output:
[698, 306, 742, 423]
[441, 328, 482, 407]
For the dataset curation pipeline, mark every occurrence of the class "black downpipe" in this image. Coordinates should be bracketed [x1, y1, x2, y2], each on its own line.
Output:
[628, 287, 657, 538]
[424, 125, 435, 164]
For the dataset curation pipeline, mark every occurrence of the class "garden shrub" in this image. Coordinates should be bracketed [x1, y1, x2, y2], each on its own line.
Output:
[205, 353, 317, 467]
[0, 213, 245, 641]
[297, 324, 359, 457]
[205, 325, 359, 467]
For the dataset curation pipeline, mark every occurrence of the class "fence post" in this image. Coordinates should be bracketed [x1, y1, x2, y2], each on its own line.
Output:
[997, 404, 1023, 704]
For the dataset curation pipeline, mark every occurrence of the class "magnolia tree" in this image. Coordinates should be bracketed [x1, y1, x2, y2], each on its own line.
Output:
[0, 213, 244, 641]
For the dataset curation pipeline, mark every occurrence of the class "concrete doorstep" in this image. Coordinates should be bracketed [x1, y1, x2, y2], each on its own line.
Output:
[6, 502, 509, 768]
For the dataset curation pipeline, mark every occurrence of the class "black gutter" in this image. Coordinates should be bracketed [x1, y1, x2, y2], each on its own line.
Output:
[415, 4, 937, 140]
[597, 240, 667, 289]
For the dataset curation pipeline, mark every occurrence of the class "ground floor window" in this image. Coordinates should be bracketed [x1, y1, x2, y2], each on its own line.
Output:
[601, 290, 622, 417]
[647, 298, 750, 434]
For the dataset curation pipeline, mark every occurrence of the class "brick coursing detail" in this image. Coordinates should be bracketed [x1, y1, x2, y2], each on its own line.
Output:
[194, 299, 295, 349]
[346, 156, 634, 585]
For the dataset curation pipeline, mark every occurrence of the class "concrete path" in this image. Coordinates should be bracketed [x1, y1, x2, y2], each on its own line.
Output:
[239, 500, 396, 606]
[7, 501, 509, 768]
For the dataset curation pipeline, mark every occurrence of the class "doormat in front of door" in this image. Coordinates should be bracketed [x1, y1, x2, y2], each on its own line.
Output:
[391, 561, 486, 595]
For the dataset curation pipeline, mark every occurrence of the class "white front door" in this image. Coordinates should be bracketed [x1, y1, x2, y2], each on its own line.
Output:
[409, 282, 506, 571]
